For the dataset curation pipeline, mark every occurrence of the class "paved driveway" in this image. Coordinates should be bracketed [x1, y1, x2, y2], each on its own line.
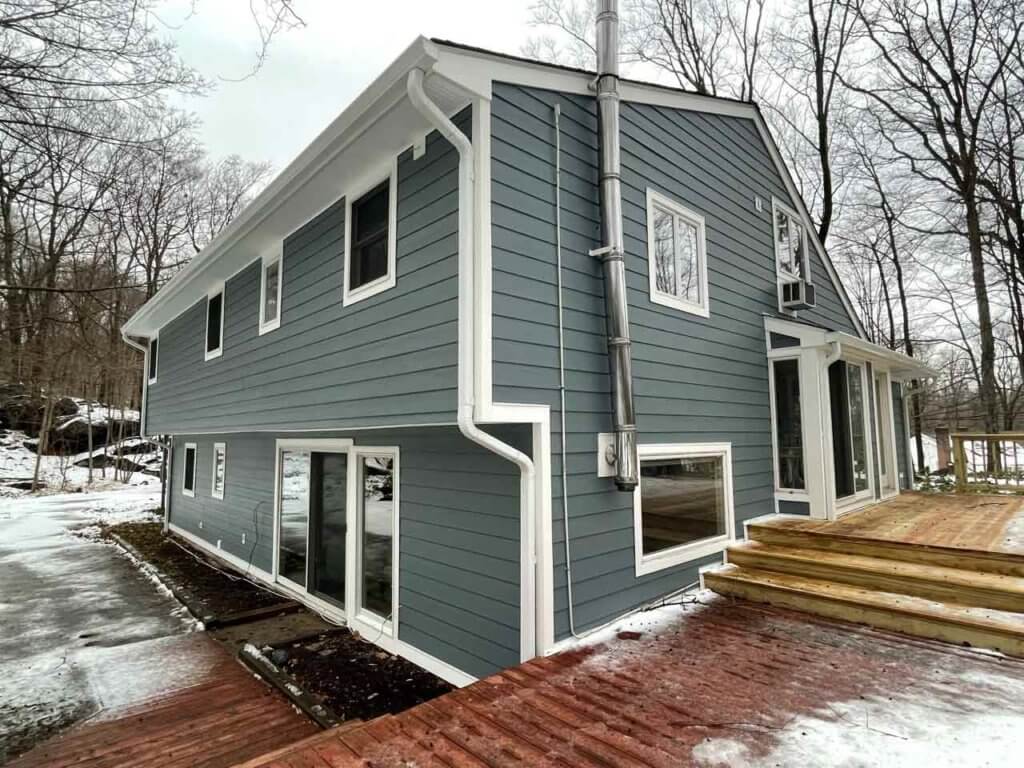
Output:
[0, 488, 194, 761]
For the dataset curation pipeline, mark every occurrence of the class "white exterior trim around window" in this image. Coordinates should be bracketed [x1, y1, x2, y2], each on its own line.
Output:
[204, 284, 225, 361]
[342, 157, 398, 307]
[258, 250, 283, 335]
[182, 442, 197, 498]
[645, 188, 710, 318]
[211, 442, 226, 500]
[771, 197, 811, 312]
[633, 442, 736, 576]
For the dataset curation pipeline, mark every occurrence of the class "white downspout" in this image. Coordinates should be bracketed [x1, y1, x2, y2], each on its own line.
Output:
[407, 68, 537, 662]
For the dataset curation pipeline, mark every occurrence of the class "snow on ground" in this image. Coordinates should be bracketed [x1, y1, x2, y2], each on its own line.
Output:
[0, 485, 195, 758]
[58, 398, 140, 429]
[1, 429, 159, 496]
[692, 664, 1024, 767]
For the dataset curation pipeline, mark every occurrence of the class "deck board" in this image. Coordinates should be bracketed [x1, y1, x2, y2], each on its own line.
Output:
[772, 492, 1024, 553]
[234, 599, 1024, 767]
[7, 634, 318, 768]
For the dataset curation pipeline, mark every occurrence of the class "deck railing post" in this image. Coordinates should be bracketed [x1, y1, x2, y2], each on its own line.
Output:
[953, 435, 968, 493]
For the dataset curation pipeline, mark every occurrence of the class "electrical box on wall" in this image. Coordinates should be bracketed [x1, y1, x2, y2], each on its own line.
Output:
[597, 432, 617, 477]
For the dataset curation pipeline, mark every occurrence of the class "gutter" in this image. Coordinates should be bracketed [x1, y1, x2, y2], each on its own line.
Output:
[407, 68, 537, 661]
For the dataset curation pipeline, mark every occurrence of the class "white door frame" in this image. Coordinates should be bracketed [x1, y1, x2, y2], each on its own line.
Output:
[271, 438, 400, 641]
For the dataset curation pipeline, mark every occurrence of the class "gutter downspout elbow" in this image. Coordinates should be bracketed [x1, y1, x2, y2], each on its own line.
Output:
[407, 69, 537, 661]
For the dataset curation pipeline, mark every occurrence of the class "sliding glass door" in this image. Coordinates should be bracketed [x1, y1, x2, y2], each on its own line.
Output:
[275, 441, 397, 635]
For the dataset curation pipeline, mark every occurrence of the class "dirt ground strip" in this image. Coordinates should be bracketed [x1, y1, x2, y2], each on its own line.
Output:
[104, 520, 286, 621]
[241, 597, 1024, 768]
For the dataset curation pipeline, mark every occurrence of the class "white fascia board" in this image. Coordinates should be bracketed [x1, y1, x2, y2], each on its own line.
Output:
[825, 331, 937, 379]
[123, 36, 439, 337]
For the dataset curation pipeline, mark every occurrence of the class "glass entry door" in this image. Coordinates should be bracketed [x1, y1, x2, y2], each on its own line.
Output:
[309, 452, 348, 608]
[276, 447, 348, 608]
[275, 441, 397, 635]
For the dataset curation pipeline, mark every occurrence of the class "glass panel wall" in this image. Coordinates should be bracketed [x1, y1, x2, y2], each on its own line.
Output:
[278, 450, 310, 586]
[360, 455, 394, 620]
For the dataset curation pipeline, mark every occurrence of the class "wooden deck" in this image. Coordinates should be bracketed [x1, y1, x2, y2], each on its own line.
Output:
[706, 492, 1024, 656]
[233, 600, 1024, 767]
[8, 634, 318, 768]
[772, 492, 1024, 554]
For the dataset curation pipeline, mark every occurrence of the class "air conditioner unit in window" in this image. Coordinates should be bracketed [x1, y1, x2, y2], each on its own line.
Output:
[781, 278, 816, 310]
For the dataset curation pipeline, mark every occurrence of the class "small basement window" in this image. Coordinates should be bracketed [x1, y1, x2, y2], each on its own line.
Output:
[344, 170, 396, 306]
[259, 254, 282, 334]
[205, 289, 224, 360]
[147, 337, 158, 384]
[634, 443, 734, 575]
[212, 442, 226, 499]
[773, 199, 810, 283]
[183, 443, 197, 498]
[646, 189, 709, 317]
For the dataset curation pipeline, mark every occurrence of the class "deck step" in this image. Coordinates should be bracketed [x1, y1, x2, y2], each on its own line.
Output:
[746, 522, 1024, 577]
[704, 564, 1024, 656]
[728, 541, 1024, 613]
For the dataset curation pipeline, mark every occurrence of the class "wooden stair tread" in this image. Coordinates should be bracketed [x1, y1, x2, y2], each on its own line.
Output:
[746, 522, 1024, 576]
[730, 541, 1024, 596]
[706, 564, 1024, 635]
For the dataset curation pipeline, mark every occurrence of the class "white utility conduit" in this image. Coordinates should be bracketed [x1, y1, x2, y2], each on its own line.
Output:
[407, 69, 538, 660]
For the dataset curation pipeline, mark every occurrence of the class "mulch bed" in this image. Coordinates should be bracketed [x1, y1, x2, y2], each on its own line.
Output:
[103, 521, 287, 622]
[272, 630, 453, 723]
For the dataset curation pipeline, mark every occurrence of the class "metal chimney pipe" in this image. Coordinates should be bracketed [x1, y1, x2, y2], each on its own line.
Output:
[593, 0, 638, 491]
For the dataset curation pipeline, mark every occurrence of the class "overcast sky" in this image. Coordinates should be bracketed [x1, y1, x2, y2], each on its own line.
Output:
[161, 0, 539, 170]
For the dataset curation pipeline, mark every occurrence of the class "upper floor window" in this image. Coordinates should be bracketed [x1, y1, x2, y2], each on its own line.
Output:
[259, 253, 282, 335]
[205, 287, 224, 361]
[773, 199, 809, 283]
[148, 337, 158, 384]
[344, 164, 396, 306]
[646, 189, 709, 318]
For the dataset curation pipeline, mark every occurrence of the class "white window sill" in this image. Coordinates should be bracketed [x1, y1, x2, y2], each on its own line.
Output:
[635, 534, 730, 577]
[148, 377, 157, 386]
[343, 273, 396, 307]
[204, 347, 223, 362]
[182, 488, 195, 498]
[211, 490, 224, 500]
[352, 610, 394, 640]
[258, 317, 280, 336]
[774, 489, 810, 502]
[650, 290, 710, 318]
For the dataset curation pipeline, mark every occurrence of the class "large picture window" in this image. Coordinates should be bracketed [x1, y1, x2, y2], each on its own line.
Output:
[344, 166, 396, 306]
[634, 443, 734, 575]
[646, 189, 709, 317]
[772, 358, 805, 490]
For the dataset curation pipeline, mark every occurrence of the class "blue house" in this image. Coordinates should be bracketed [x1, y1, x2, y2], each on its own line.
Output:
[122, 34, 929, 686]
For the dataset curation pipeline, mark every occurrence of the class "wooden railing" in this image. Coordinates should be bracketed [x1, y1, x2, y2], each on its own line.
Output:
[952, 432, 1024, 494]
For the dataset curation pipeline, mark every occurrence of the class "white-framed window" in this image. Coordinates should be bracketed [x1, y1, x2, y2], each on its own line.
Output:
[205, 286, 224, 361]
[646, 188, 710, 318]
[633, 443, 735, 575]
[147, 336, 158, 384]
[259, 252, 282, 335]
[211, 442, 226, 500]
[352, 446, 399, 637]
[182, 442, 197, 498]
[770, 357, 805, 492]
[772, 198, 811, 288]
[343, 160, 397, 307]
